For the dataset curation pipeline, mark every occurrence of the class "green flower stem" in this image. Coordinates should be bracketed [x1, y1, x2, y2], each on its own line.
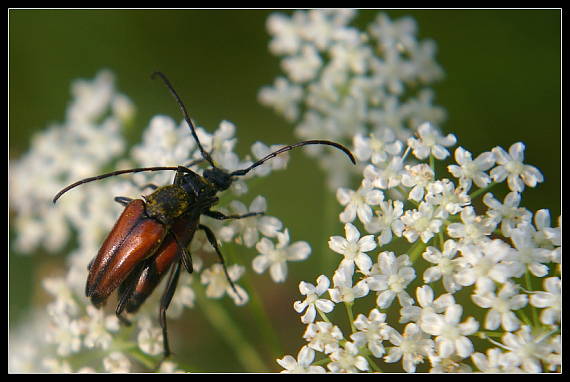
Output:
[224, 243, 284, 359]
[317, 307, 332, 323]
[322, 184, 340, 271]
[469, 181, 498, 200]
[344, 302, 356, 333]
[362, 352, 383, 373]
[408, 239, 428, 264]
[241, 262, 285, 359]
[524, 269, 540, 326]
[193, 282, 269, 372]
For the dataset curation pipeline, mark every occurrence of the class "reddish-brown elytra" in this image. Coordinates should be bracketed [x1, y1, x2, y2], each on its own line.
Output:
[53, 71, 356, 358]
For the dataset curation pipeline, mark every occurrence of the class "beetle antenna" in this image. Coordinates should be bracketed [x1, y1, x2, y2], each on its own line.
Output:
[53, 166, 188, 203]
[230, 140, 356, 177]
[151, 72, 215, 168]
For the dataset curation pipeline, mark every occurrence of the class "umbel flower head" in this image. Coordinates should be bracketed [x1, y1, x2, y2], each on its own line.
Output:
[259, 9, 446, 189]
[9, 69, 322, 372]
[261, 10, 559, 374]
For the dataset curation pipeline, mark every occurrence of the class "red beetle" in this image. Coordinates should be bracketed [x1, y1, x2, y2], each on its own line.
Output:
[53, 72, 356, 358]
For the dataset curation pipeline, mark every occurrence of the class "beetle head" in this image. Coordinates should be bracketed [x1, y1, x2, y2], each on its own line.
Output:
[203, 167, 233, 191]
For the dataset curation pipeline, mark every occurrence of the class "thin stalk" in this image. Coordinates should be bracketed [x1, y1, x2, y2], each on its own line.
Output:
[193, 282, 269, 372]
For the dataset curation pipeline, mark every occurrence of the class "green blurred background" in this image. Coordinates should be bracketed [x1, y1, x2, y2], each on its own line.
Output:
[9, 9, 560, 372]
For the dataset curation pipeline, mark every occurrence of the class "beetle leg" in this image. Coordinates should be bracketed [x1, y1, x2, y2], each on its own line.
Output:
[184, 157, 208, 169]
[198, 224, 244, 303]
[140, 184, 159, 192]
[114, 196, 133, 206]
[115, 260, 149, 326]
[204, 210, 265, 220]
[159, 260, 182, 358]
[170, 231, 194, 274]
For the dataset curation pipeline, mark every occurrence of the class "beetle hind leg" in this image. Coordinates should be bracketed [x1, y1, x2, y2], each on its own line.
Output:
[159, 260, 182, 358]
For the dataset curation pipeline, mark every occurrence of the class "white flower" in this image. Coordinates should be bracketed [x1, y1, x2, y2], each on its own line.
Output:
[490, 142, 544, 192]
[201, 264, 249, 305]
[497, 326, 554, 373]
[103, 352, 131, 373]
[447, 206, 496, 245]
[277, 346, 326, 373]
[283, 45, 322, 83]
[330, 38, 372, 75]
[407, 122, 456, 160]
[447, 146, 495, 191]
[266, 12, 305, 55]
[483, 192, 531, 237]
[294, 275, 334, 324]
[471, 348, 522, 373]
[10, 70, 129, 254]
[250, 141, 290, 176]
[529, 209, 561, 249]
[401, 201, 443, 243]
[327, 341, 369, 373]
[366, 251, 415, 308]
[401, 163, 435, 201]
[137, 317, 163, 356]
[422, 240, 462, 293]
[507, 224, 553, 277]
[352, 130, 403, 164]
[420, 304, 479, 358]
[336, 184, 383, 224]
[350, 309, 394, 357]
[217, 196, 282, 247]
[400, 285, 455, 325]
[132, 115, 195, 170]
[363, 200, 404, 245]
[45, 309, 82, 357]
[41, 358, 73, 373]
[158, 361, 185, 373]
[258, 77, 303, 121]
[529, 277, 561, 325]
[42, 277, 79, 316]
[425, 178, 470, 218]
[82, 305, 120, 350]
[368, 13, 418, 52]
[328, 223, 376, 273]
[328, 262, 369, 304]
[253, 229, 311, 282]
[384, 323, 434, 373]
[363, 156, 404, 190]
[454, 240, 516, 289]
[303, 321, 344, 354]
[471, 282, 528, 331]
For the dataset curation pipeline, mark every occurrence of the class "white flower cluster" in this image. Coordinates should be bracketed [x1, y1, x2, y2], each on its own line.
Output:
[268, 10, 560, 374]
[9, 71, 313, 372]
[282, 130, 560, 373]
[259, 10, 446, 189]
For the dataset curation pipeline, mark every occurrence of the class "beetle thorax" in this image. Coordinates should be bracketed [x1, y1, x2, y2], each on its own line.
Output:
[144, 185, 192, 225]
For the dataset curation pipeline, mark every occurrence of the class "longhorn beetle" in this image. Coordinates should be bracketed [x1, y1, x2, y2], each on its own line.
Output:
[53, 72, 356, 358]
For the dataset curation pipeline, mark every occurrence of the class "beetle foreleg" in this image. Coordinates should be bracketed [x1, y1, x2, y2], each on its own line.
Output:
[114, 196, 133, 206]
[140, 184, 159, 192]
